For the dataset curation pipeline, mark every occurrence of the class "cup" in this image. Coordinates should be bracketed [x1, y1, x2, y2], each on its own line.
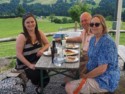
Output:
[47, 46, 50, 51]
[62, 39, 66, 48]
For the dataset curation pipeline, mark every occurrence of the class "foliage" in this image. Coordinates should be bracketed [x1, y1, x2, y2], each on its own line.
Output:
[0, 0, 98, 18]
[52, 17, 73, 23]
[122, 10, 125, 21]
[53, 18, 62, 23]
[85, 0, 96, 5]
[62, 17, 68, 23]
[91, 0, 117, 21]
[68, 3, 90, 23]
[0, 0, 125, 22]
[123, 0, 125, 8]
[49, 14, 56, 22]
[90, 0, 125, 21]
[16, 4, 25, 17]
[0, 0, 76, 17]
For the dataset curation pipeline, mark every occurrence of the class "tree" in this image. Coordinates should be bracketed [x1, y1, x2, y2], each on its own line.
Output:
[49, 14, 55, 22]
[68, 3, 89, 24]
[92, 0, 117, 20]
[122, 10, 125, 21]
[16, 5, 25, 17]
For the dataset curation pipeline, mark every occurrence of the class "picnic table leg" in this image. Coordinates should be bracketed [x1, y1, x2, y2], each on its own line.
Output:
[123, 62, 125, 70]
[40, 69, 44, 94]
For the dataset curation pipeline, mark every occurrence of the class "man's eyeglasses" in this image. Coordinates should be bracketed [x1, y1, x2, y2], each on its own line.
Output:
[90, 23, 101, 27]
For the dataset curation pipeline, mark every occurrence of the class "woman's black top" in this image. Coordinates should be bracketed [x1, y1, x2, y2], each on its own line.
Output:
[16, 33, 42, 70]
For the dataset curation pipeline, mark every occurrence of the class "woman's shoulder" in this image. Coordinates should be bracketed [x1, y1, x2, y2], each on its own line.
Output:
[17, 33, 26, 41]
[38, 30, 46, 36]
[102, 34, 116, 48]
[104, 34, 115, 44]
[38, 30, 44, 33]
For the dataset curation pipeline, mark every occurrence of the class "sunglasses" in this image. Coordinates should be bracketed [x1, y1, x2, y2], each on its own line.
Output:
[90, 23, 101, 27]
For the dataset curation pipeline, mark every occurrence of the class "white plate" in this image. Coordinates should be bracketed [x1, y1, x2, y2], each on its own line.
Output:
[43, 51, 51, 56]
[64, 49, 79, 56]
[43, 50, 60, 56]
[65, 56, 78, 63]
[66, 44, 79, 49]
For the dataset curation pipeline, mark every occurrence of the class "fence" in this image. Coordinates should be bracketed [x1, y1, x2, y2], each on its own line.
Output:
[0, 29, 125, 73]
[0, 30, 125, 59]
[0, 32, 57, 73]
[0, 32, 56, 59]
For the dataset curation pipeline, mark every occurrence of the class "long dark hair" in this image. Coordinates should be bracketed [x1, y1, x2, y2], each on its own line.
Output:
[22, 13, 42, 45]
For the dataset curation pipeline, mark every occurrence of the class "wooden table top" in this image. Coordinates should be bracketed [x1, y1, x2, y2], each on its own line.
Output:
[35, 32, 81, 70]
[35, 55, 80, 70]
[35, 44, 80, 70]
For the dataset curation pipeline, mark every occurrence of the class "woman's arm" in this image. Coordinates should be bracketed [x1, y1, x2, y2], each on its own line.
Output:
[81, 64, 108, 78]
[16, 34, 35, 70]
[37, 31, 50, 56]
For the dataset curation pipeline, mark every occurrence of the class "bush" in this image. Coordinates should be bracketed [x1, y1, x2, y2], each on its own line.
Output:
[68, 19, 74, 23]
[62, 17, 68, 23]
[106, 16, 113, 21]
[53, 18, 62, 23]
[52, 17, 73, 24]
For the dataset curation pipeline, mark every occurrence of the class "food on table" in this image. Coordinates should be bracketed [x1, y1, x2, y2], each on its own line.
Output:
[67, 44, 75, 48]
[65, 56, 78, 62]
[66, 44, 78, 48]
[65, 49, 75, 55]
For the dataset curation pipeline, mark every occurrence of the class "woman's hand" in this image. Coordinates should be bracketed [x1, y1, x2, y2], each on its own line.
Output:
[28, 64, 35, 70]
[80, 73, 87, 78]
[37, 50, 43, 57]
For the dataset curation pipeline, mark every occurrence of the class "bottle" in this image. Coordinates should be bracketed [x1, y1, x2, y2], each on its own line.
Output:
[61, 34, 64, 45]
[51, 40, 57, 64]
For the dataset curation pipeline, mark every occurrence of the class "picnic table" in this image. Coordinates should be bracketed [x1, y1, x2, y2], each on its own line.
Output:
[35, 31, 81, 94]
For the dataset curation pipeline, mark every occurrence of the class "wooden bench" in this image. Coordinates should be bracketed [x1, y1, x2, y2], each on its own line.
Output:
[118, 45, 125, 70]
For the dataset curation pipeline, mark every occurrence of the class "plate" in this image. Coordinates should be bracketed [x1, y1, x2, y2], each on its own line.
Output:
[43, 51, 51, 56]
[64, 49, 78, 56]
[43, 50, 60, 56]
[65, 56, 78, 63]
[66, 44, 79, 49]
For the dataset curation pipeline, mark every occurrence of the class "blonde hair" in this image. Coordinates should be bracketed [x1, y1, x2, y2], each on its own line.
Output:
[92, 14, 108, 34]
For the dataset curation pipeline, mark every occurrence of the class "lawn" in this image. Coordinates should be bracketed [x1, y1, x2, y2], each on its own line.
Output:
[0, 18, 125, 57]
[0, 18, 74, 38]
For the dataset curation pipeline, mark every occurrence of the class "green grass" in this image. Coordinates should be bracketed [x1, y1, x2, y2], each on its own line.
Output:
[94, 0, 101, 4]
[27, 0, 57, 5]
[0, 42, 16, 57]
[0, 17, 74, 57]
[0, 36, 53, 57]
[0, 0, 57, 4]
[0, 0, 10, 4]
[0, 18, 74, 38]
[0, 18, 125, 58]
[0, 18, 22, 38]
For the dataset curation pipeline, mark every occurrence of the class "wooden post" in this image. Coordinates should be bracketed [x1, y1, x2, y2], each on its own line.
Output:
[123, 63, 125, 70]
[115, 0, 122, 47]
[74, 21, 77, 32]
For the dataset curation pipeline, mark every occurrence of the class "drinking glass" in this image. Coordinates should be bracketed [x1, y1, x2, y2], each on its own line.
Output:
[62, 39, 66, 48]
